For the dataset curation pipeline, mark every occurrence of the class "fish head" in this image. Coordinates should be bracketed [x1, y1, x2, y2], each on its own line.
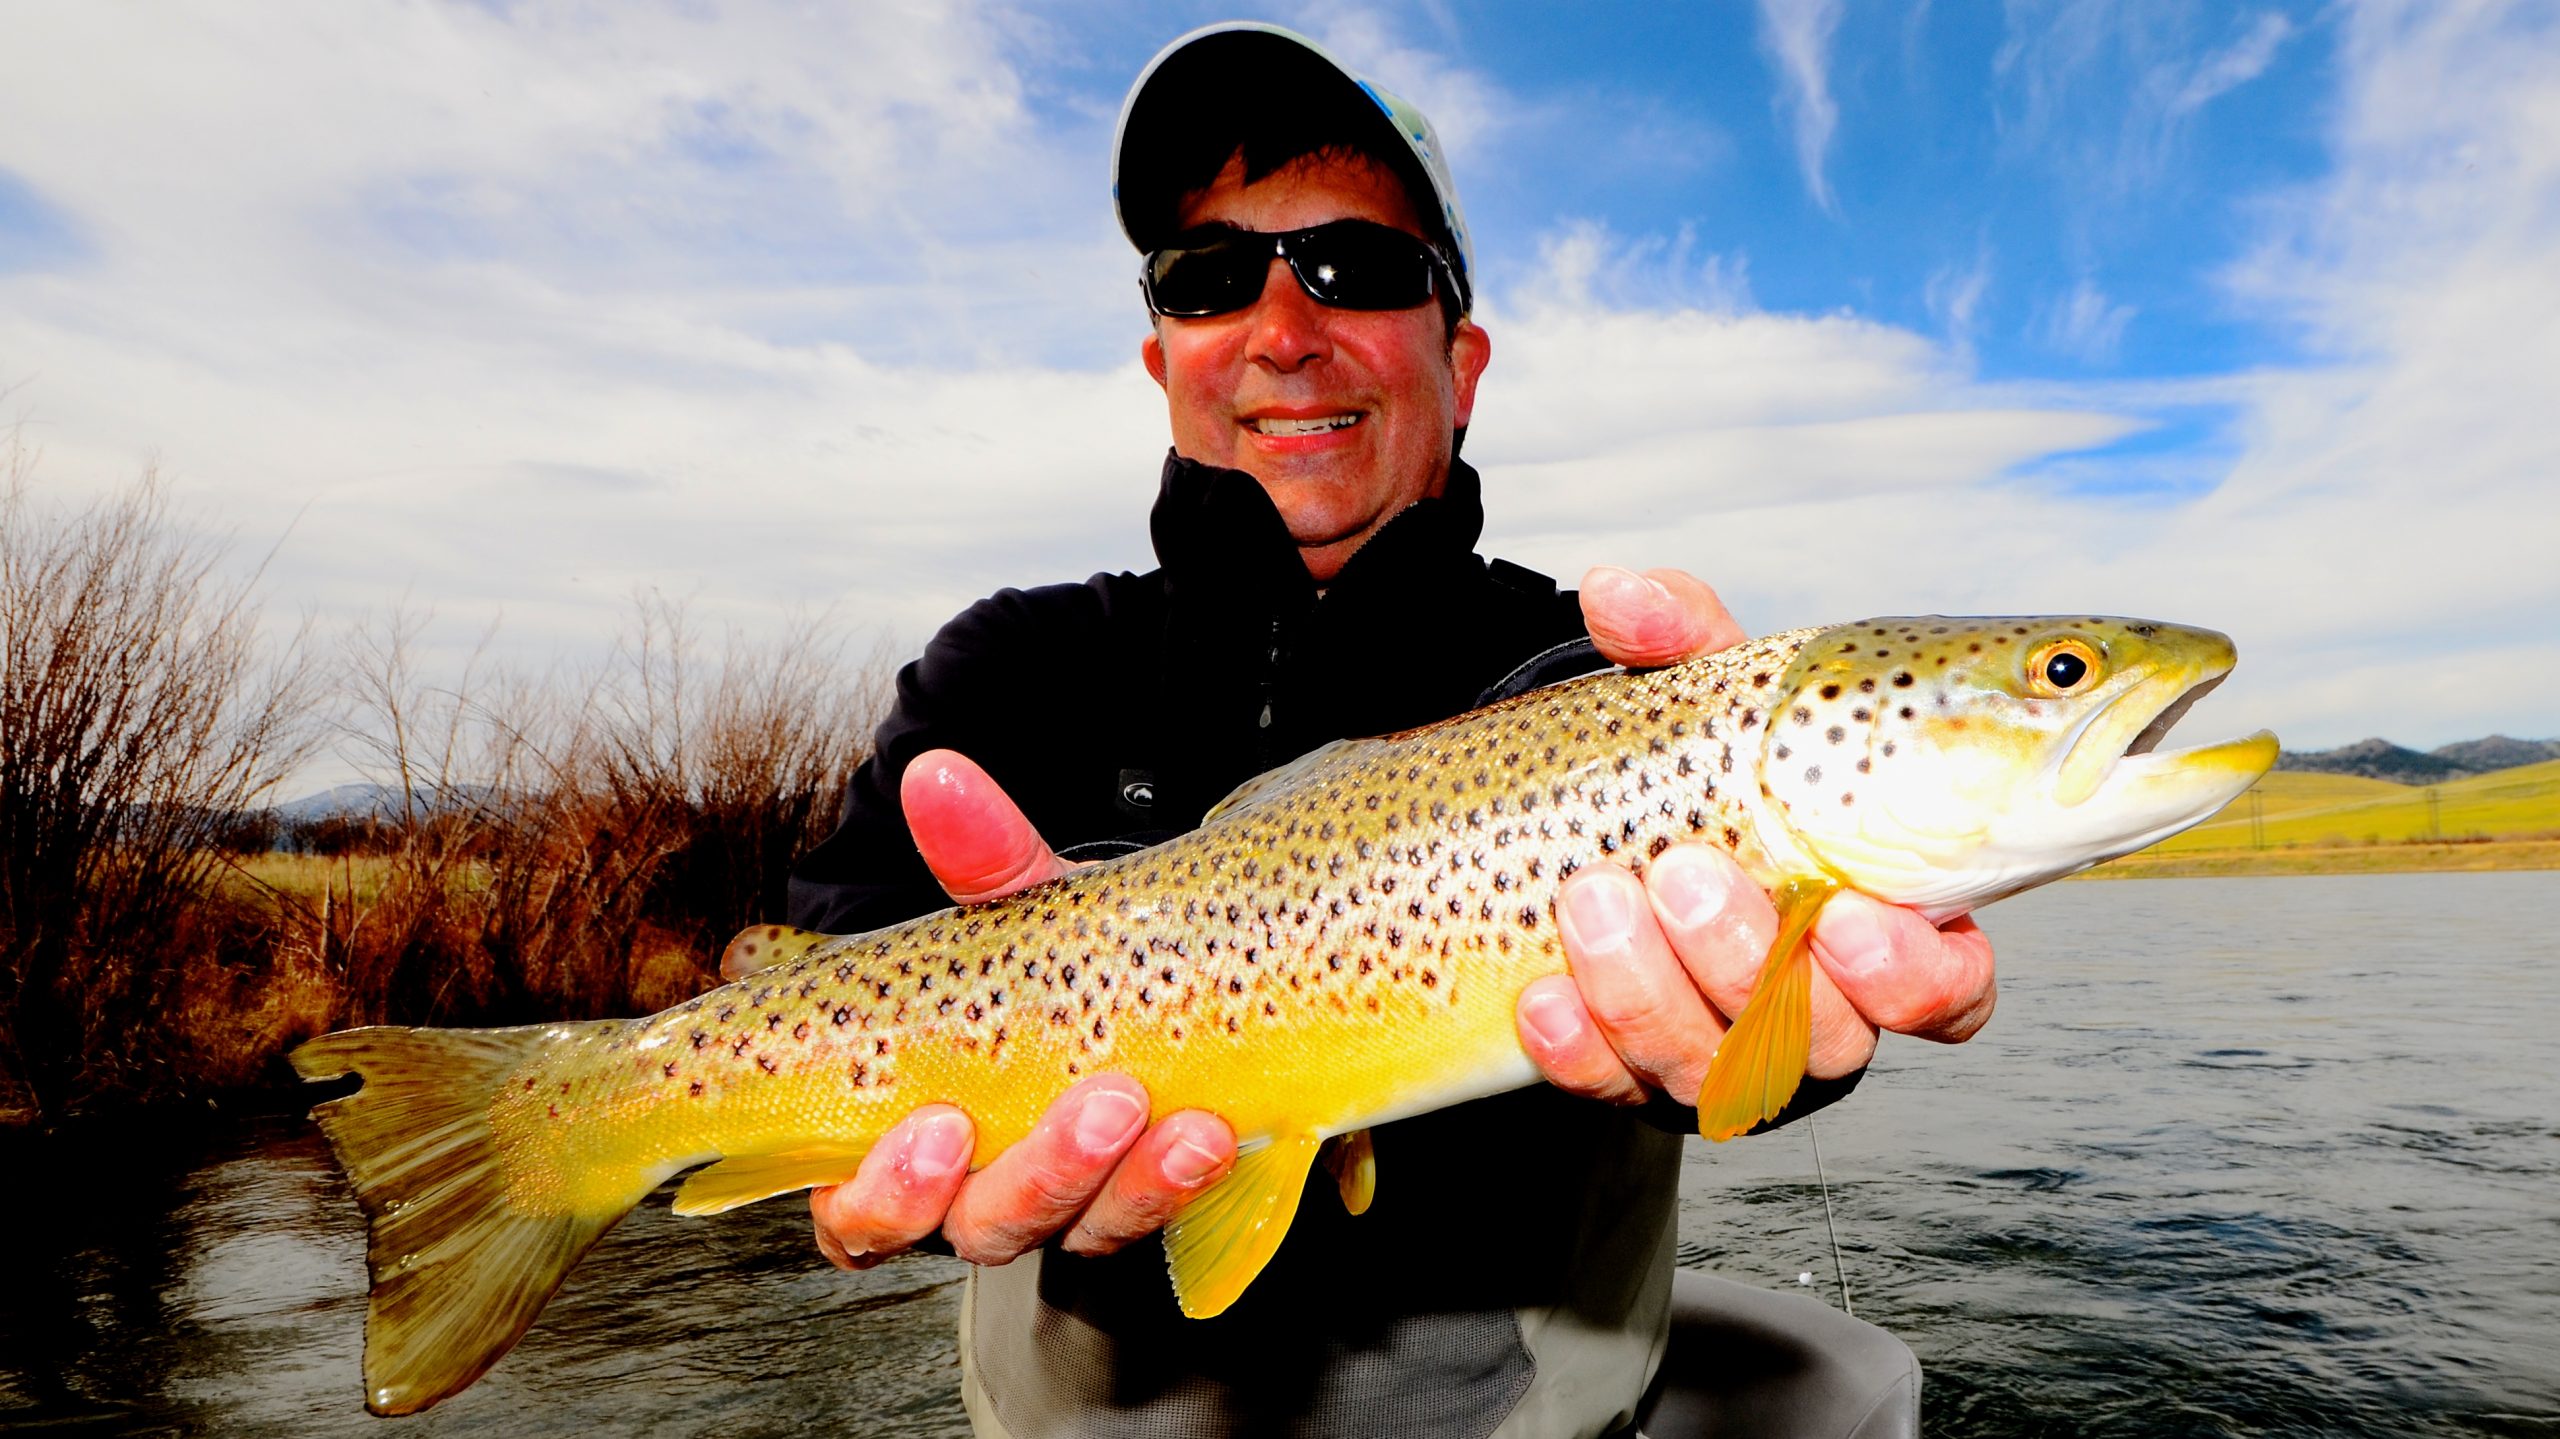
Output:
[1753, 616, 2277, 918]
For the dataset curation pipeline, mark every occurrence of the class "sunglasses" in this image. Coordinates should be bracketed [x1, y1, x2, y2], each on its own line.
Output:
[1141, 220, 1464, 320]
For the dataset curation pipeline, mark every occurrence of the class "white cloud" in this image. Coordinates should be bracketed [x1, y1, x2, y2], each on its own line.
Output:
[0, 0, 1160, 677]
[1994, 1, 2298, 199]
[1754, 0, 1848, 214]
[1535, 221, 1756, 317]
[2038, 277, 2137, 361]
[1473, 0, 2560, 750]
[2166, 10, 2296, 115]
[1925, 249, 1994, 359]
[4, 0, 2556, 776]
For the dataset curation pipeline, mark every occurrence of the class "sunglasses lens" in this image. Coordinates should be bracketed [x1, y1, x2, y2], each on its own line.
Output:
[1145, 239, 1268, 317]
[1291, 223, 1438, 310]
[1145, 222, 1445, 318]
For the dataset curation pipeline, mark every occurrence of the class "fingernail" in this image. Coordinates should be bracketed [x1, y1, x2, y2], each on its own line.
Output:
[1814, 894, 1892, 976]
[908, 1112, 971, 1180]
[1520, 989, 1586, 1049]
[1586, 565, 1671, 607]
[1649, 846, 1734, 930]
[1562, 872, 1637, 955]
[1164, 1138, 1225, 1187]
[1074, 1088, 1146, 1154]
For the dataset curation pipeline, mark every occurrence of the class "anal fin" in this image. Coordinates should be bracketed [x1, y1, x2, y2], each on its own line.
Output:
[1697, 876, 1835, 1142]
[1162, 1130, 1322, 1318]
[672, 1146, 870, 1215]
[1320, 1129, 1376, 1216]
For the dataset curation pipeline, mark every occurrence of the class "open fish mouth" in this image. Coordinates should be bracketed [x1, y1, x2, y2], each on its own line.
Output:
[2055, 655, 2278, 811]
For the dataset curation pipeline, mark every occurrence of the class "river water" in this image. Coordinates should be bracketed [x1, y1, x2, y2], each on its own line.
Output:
[1, 873, 2553, 1437]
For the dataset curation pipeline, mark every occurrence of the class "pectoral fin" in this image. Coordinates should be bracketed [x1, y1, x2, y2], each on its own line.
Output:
[671, 1146, 871, 1215]
[1696, 876, 1836, 1142]
[720, 924, 832, 980]
[1162, 1130, 1322, 1318]
[1320, 1129, 1376, 1215]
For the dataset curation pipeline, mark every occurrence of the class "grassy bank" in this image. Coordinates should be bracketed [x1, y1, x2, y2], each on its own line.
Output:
[2087, 764, 2560, 878]
[2140, 762, 2560, 850]
[2089, 838, 2560, 879]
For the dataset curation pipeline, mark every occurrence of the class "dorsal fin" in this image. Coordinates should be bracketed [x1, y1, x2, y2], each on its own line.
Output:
[1203, 738, 1377, 823]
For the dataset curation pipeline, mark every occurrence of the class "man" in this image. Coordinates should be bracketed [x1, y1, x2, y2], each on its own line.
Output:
[786, 24, 1995, 1438]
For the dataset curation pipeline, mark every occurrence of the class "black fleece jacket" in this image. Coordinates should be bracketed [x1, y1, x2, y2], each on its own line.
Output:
[789, 453, 1593, 932]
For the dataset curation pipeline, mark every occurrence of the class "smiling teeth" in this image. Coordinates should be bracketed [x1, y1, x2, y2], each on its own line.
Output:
[1251, 414, 1361, 435]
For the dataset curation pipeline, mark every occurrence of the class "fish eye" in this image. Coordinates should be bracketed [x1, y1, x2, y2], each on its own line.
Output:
[2029, 639, 2102, 695]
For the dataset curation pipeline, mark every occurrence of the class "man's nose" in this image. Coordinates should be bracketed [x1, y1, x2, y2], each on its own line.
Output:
[1243, 258, 1331, 372]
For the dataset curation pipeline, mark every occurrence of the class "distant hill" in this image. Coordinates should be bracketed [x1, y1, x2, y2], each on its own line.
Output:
[269, 782, 492, 822]
[2277, 735, 2560, 784]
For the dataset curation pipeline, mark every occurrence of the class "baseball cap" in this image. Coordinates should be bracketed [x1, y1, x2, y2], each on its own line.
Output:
[1111, 22, 1474, 314]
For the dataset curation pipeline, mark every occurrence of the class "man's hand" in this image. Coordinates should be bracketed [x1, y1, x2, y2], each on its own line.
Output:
[1512, 566, 1999, 1110]
[807, 751, 1238, 1272]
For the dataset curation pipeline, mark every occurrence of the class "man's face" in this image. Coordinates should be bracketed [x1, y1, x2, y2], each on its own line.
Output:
[1142, 151, 1492, 584]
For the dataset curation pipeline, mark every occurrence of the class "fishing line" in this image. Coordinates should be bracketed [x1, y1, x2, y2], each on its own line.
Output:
[1808, 1114, 1855, 1318]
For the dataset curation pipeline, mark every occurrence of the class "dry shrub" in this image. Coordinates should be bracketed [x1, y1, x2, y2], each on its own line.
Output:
[0, 427, 882, 1117]
[0, 445, 315, 1119]
[319, 594, 880, 1029]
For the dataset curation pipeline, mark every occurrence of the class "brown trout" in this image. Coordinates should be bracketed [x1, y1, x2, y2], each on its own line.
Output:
[294, 615, 2276, 1414]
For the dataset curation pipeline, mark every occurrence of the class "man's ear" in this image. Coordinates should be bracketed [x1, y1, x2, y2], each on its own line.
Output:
[1142, 329, 1169, 390]
[1449, 320, 1491, 429]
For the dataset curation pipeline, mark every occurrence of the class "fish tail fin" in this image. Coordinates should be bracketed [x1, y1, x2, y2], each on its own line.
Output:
[292, 1022, 643, 1416]
[1696, 878, 1835, 1142]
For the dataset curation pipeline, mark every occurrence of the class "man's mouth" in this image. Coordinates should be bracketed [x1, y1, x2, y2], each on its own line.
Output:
[1246, 413, 1363, 437]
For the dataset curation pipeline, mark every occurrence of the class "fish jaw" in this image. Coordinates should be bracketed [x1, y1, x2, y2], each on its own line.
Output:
[1759, 617, 2279, 917]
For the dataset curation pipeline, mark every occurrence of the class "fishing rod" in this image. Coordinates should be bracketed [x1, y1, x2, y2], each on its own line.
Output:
[1809, 1115, 1855, 1318]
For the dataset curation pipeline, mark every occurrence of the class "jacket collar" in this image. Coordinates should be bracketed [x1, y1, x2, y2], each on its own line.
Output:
[1148, 451, 1487, 609]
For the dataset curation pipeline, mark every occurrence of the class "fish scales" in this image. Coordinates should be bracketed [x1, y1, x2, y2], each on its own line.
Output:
[295, 614, 2279, 1414]
[494, 626, 1814, 1206]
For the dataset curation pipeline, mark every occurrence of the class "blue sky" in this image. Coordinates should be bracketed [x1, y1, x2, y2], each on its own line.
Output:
[2, 0, 2556, 764]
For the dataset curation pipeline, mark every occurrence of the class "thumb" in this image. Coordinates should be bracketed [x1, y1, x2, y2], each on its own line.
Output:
[901, 750, 1073, 904]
